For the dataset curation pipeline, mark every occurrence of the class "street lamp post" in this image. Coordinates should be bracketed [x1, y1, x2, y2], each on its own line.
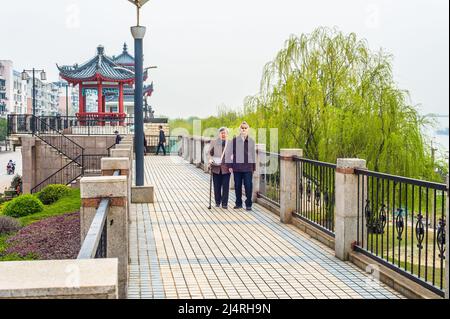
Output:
[22, 68, 46, 135]
[128, 0, 150, 187]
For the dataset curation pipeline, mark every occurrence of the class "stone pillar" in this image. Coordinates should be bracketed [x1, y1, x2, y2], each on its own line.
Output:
[195, 138, 202, 168]
[280, 149, 303, 224]
[110, 148, 132, 160]
[122, 135, 133, 144]
[101, 157, 131, 224]
[252, 144, 267, 203]
[110, 148, 133, 173]
[182, 136, 189, 161]
[80, 175, 128, 298]
[335, 158, 367, 261]
[116, 143, 133, 153]
[20, 137, 36, 194]
[446, 176, 449, 299]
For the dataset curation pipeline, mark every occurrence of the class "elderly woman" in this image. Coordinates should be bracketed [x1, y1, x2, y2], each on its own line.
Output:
[208, 127, 231, 209]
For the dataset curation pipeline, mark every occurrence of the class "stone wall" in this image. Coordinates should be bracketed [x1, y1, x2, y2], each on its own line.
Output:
[21, 135, 118, 194]
[0, 259, 118, 299]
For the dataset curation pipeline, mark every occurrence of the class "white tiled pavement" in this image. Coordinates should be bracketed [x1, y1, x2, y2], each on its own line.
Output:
[127, 156, 405, 299]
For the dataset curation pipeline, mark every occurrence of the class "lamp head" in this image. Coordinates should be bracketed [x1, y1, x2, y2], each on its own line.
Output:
[128, 0, 150, 8]
[21, 71, 29, 81]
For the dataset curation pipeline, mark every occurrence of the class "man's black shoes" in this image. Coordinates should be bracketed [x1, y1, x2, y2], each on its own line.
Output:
[233, 205, 243, 209]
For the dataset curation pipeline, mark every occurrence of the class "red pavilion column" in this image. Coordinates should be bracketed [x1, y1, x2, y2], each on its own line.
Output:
[119, 82, 124, 126]
[97, 81, 104, 126]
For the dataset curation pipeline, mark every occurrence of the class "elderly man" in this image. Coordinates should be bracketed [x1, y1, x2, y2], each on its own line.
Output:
[229, 121, 256, 211]
[209, 127, 231, 209]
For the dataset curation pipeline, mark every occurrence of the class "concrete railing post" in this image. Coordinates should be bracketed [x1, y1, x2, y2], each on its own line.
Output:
[252, 144, 267, 203]
[80, 175, 128, 298]
[335, 158, 367, 261]
[446, 176, 449, 299]
[280, 149, 303, 224]
[101, 157, 132, 223]
[195, 137, 202, 168]
[203, 140, 212, 173]
[110, 147, 133, 176]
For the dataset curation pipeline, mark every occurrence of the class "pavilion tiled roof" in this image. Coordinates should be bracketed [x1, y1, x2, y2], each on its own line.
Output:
[58, 45, 135, 82]
[113, 43, 135, 66]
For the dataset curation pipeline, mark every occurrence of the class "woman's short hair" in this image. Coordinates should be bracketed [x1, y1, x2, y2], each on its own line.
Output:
[240, 121, 249, 128]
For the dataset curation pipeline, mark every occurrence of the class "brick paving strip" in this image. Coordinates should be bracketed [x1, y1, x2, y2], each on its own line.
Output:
[127, 156, 405, 299]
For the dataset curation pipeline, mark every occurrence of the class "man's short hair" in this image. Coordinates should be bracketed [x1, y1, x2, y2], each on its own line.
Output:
[218, 127, 228, 134]
[159, 125, 163, 129]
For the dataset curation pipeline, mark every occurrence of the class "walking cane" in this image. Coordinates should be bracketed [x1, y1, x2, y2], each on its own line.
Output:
[208, 166, 213, 210]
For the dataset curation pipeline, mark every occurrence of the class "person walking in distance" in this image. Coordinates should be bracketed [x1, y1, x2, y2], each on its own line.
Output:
[115, 130, 122, 145]
[230, 121, 256, 211]
[156, 125, 167, 156]
[208, 127, 231, 209]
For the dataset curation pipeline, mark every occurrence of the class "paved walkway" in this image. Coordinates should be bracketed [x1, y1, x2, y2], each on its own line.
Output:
[127, 156, 404, 299]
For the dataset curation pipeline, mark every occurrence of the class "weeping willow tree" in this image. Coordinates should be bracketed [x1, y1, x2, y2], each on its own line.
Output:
[174, 27, 446, 181]
[246, 27, 444, 180]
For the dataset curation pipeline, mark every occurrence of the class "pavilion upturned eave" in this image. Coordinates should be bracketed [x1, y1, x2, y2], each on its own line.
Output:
[59, 73, 135, 85]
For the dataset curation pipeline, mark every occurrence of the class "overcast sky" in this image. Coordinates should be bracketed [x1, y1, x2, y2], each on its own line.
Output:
[1, 0, 448, 119]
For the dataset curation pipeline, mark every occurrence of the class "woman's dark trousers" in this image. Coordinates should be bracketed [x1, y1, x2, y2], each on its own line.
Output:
[213, 173, 231, 207]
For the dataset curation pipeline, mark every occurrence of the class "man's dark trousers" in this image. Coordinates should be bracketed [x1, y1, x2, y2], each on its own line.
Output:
[234, 171, 253, 208]
[156, 143, 166, 156]
[213, 173, 231, 207]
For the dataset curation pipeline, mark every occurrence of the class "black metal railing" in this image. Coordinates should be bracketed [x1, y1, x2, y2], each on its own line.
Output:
[294, 157, 337, 236]
[7, 114, 134, 136]
[354, 169, 447, 297]
[107, 142, 116, 157]
[82, 154, 108, 175]
[34, 115, 84, 164]
[257, 151, 281, 206]
[77, 170, 119, 259]
[31, 156, 83, 194]
[201, 139, 205, 165]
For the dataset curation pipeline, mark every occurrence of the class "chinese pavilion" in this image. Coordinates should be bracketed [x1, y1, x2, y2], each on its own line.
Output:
[58, 43, 153, 124]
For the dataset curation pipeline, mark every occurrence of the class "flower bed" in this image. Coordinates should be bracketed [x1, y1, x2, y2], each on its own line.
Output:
[5, 212, 80, 260]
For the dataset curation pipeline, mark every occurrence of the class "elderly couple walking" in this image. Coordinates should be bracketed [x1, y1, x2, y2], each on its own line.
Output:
[208, 121, 256, 211]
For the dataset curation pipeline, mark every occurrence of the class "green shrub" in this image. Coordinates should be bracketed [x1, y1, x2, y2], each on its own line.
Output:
[0, 215, 21, 234]
[2, 195, 44, 218]
[37, 185, 71, 205]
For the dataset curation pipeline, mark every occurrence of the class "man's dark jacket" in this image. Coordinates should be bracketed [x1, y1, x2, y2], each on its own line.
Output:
[228, 135, 256, 172]
[159, 130, 166, 144]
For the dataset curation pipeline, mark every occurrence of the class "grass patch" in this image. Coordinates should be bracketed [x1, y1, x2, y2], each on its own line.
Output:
[18, 188, 80, 226]
[0, 188, 81, 261]
[0, 233, 38, 261]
